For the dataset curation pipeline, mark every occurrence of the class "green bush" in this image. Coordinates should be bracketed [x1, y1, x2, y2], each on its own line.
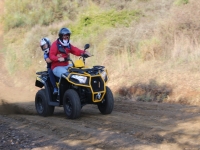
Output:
[174, 0, 189, 6]
[70, 9, 140, 37]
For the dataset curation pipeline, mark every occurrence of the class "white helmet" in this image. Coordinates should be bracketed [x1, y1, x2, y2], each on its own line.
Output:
[40, 37, 51, 54]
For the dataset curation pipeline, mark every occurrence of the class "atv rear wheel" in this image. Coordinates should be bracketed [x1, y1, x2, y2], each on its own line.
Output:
[63, 89, 81, 119]
[98, 86, 114, 114]
[35, 89, 55, 116]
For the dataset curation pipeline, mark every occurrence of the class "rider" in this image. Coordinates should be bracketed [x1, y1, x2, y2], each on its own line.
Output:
[49, 27, 91, 78]
[40, 37, 58, 95]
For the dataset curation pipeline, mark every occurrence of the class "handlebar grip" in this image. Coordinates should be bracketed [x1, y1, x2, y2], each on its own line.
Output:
[82, 53, 89, 58]
[64, 57, 70, 61]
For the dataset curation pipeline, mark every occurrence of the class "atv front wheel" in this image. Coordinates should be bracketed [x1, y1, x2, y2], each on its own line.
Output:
[35, 89, 55, 116]
[98, 86, 114, 114]
[63, 89, 81, 119]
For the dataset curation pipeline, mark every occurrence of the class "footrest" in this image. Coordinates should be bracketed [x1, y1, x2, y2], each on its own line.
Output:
[48, 101, 60, 106]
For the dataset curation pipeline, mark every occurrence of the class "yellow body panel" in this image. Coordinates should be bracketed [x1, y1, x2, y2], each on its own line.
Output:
[74, 59, 85, 68]
[66, 72, 106, 102]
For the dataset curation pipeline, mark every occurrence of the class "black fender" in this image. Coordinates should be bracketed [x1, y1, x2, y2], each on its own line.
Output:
[35, 77, 59, 106]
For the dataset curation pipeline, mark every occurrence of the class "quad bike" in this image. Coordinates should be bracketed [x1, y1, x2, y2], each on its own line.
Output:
[35, 44, 114, 119]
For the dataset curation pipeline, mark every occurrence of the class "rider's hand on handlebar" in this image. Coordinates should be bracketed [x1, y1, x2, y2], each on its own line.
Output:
[85, 51, 92, 57]
[83, 51, 92, 58]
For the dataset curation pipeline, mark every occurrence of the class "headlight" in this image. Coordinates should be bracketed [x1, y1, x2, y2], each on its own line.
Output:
[71, 75, 87, 84]
[100, 71, 107, 81]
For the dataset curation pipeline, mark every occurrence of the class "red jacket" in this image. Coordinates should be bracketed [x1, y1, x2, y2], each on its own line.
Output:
[49, 40, 84, 70]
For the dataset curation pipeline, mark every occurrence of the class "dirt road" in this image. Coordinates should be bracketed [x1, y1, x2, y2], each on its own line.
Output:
[0, 80, 200, 150]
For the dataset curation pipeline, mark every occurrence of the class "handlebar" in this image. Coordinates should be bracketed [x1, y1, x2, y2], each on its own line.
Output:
[82, 53, 90, 58]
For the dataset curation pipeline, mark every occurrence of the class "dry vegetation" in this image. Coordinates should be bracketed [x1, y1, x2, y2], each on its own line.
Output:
[2, 0, 200, 105]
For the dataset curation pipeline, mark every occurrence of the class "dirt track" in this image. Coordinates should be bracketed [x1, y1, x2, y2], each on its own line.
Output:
[0, 82, 200, 150]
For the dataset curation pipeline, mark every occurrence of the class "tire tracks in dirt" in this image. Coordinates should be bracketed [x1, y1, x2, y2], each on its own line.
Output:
[1, 100, 200, 150]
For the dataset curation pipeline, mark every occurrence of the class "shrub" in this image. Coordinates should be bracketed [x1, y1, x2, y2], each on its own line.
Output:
[174, 0, 189, 6]
[69, 9, 140, 38]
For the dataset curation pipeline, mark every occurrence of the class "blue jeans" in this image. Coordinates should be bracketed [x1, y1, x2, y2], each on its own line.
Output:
[52, 64, 72, 78]
[47, 68, 57, 88]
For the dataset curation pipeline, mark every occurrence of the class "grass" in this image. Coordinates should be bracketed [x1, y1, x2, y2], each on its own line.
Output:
[174, 0, 189, 6]
[3, 0, 82, 31]
[137, 37, 161, 60]
[69, 9, 140, 38]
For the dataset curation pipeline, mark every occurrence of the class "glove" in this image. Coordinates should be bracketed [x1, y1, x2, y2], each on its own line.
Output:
[82, 51, 92, 58]
[82, 53, 89, 58]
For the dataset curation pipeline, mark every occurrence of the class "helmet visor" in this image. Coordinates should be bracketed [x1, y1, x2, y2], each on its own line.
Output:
[41, 43, 48, 51]
[63, 34, 70, 37]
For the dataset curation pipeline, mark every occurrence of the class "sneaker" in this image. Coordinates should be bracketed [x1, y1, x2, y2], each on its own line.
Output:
[53, 88, 58, 95]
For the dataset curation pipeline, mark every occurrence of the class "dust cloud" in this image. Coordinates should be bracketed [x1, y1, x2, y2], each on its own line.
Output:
[0, 99, 35, 115]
